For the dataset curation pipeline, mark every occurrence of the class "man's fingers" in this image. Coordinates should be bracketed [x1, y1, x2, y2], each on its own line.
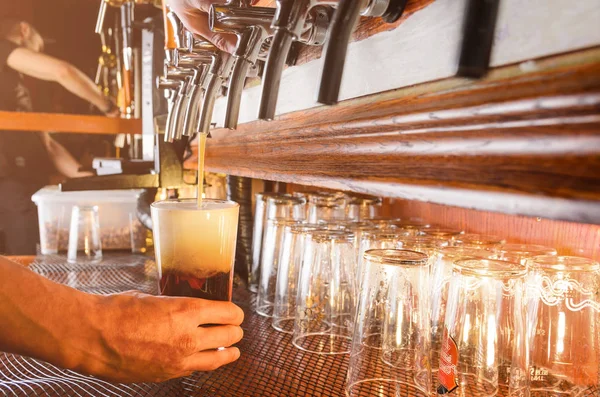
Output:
[197, 325, 244, 351]
[183, 347, 241, 372]
[190, 299, 245, 326]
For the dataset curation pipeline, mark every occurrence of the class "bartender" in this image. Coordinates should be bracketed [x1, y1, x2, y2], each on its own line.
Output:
[0, 4, 245, 383]
[0, 19, 118, 255]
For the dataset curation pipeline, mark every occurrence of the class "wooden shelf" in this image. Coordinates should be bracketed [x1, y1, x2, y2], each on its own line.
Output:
[0, 111, 142, 135]
[186, 49, 600, 225]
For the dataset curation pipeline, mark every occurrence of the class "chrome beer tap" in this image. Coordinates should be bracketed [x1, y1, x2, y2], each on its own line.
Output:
[164, 64, 196, 142]
[257, 1, 332, 121]
[195, 49, 235, 135]
[178, 41, 219, 137]
[317, 0, 407, 105]
[208, 4, 276, 129]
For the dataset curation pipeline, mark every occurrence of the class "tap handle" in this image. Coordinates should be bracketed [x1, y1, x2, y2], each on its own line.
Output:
[95, 0, 108, 34]
[257, 29, 293, 121]
[162, 3, 177, 50]
[457, 0, 501, 78]
[316, 0, 362, 106]
[317, 0, 407, 105]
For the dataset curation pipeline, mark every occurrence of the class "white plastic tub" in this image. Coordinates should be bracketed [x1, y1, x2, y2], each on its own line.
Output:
[32, 186, 146, 254]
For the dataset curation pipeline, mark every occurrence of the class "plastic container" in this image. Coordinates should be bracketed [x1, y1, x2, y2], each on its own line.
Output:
[32, 186, 146, 254]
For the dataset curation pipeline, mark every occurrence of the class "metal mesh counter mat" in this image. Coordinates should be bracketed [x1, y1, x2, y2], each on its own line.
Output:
[2, 255, 597, 397]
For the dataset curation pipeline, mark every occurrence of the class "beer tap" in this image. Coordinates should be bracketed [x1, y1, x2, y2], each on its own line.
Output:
[257, 1, 333, 121]
[209, 3, 276, 129]
[195, 49, 235, 135]
[158, 76, 180, 144]
[178, 41, 219, 137]
[317, 0, 407, 105]
[164, 65, 196, 142]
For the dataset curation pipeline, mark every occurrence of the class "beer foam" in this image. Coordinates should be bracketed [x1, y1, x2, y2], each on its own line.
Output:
[153, 199, 239, 276]
[153, 200, 238, 212]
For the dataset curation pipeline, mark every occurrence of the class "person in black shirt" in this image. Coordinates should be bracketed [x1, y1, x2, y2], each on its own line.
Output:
[0, 19, 119, 254]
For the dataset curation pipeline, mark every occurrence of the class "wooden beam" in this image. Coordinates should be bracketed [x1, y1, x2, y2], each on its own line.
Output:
[0, 111, 142, 135]
[186, 50, 600, 225]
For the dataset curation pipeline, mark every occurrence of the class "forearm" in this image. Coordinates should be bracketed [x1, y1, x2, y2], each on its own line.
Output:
[0, 256, 101, 370]
[44, 134, 93, 179]
[57, 65, 109, 112]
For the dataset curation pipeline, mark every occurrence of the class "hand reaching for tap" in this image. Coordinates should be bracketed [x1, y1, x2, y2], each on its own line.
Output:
[167, 0, 260, 53]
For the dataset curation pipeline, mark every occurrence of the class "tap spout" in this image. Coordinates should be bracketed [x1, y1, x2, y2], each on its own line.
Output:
[257, 30, 293, 121]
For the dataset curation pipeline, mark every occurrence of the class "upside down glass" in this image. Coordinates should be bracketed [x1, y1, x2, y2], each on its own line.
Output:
[345, 195, 382, 221]
[454, 233, 505, 249]
[257, 218, 303, 317]
[294, 230, 356, 354]
[494, 243, 557, 265]
[250, 192, 281, 293]
[438, 258, 526, 397]
[272, 223, 325, 333]
[346, 249, 431, 397]
[525, 256, 600, 397]
[151, 199, 239, 301]
[430, 247, 496, 370]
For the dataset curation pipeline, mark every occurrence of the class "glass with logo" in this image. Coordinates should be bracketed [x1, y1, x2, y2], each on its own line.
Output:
[430, 247, 497, 371]
[525, 256, 599, 397]
[438, 258, 526, 397]
[346, 249, 431, 397]
[294, 230, 356, 354]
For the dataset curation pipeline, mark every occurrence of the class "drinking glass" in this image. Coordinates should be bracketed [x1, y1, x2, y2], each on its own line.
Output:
[345, 195, 382, 221]
[272, 223, 325, 333]
[151, 199, 239, 301]
[346, 249, 431, 397]
[438, 258, 526, 397]
[250, 192, 281, 293]
[356, 229, 410, 286]
[67, 205, 102, 264]
[399, 236, 450, 257]
[420, 227, 464, 244]
[306, 194, 347, 223]
[454, 233, 505, 249]
[257, 218, 303, 317]
[494, 243, 557, 265]
[525, 256, 599, 397]
[430, 247, 496, 371]
[293, 230, 356, 354]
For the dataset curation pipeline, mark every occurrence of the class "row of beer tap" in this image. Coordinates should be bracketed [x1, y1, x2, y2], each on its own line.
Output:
[157, 0, 407, 142]
[93, 0, 499, 144]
